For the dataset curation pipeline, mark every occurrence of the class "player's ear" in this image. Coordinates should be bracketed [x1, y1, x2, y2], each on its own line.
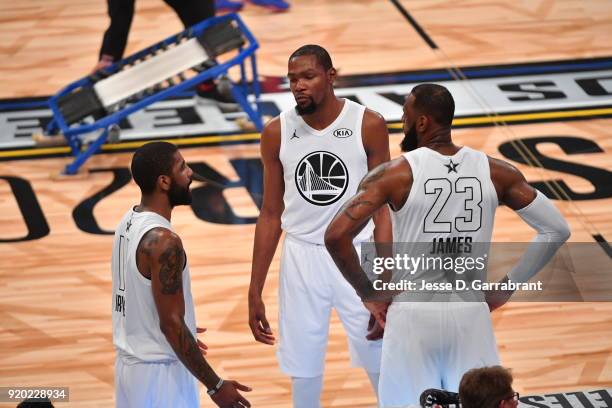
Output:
[327, 67, 337, 84]
[417, 115, 429, 132]
[158, 174, 171, 192]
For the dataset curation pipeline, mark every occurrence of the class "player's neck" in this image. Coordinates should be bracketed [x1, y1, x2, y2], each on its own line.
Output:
[137, 196, 172, 222]
[301, 96, 344, 131]
[420, 128, 461, 154]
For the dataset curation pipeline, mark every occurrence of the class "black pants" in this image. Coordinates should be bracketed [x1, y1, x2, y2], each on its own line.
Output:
[99, 0, 215, 61]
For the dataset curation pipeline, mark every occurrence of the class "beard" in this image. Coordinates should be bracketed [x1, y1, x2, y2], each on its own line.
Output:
[168, 180, 192, 207]
[400, 123, 419, 152]
[295, 97, 317, 116]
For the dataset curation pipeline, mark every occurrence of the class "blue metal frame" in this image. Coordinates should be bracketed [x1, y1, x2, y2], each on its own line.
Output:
[44, 13, 261, 175]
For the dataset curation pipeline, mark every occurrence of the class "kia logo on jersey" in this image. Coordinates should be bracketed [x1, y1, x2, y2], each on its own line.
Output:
[333, 128, 353, 138]
[295, 151, 349, 206]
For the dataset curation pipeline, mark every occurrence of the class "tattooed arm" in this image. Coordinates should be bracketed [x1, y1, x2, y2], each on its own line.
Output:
[139, 228, 251, 407]
[139, 228, 220, 386]
[324, 157, 413, 300]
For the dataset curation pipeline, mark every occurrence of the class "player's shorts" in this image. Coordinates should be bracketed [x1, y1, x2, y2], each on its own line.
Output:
[115, 355, 200, 408]
[378, 301, 499, 407]
[277, 234, 382, 378]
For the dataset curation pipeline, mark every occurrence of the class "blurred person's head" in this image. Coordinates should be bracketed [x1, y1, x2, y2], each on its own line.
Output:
[17, 398, 54, 408]
[459, 366, 519, 408]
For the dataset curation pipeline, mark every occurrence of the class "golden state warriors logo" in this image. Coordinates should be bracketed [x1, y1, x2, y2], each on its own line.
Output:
[295, 151, 349, 206]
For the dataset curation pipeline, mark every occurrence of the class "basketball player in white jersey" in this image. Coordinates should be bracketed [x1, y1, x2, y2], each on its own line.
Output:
[248, 45, 392, 407]
[112, 141, 251, 407]
[325, 84, 571, 406]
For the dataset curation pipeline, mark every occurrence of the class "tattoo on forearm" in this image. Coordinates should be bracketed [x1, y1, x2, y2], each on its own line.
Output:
[343, 199, 374, 221]
[158, 245, 183, 294]
[176, 322, 219, 388]
[335, 257, 372, 298]
[331, 250, 374, 300]
[344, 210, 359, 221]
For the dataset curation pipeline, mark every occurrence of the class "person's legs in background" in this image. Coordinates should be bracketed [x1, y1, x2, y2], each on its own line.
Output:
[165, 0, 239, 109]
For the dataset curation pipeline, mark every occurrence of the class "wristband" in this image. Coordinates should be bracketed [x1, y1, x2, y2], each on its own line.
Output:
[207, 378, 224, 396]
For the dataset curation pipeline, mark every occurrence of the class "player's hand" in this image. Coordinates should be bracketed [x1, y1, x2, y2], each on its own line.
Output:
[364, 300, 390, 328]
[485, 288, 514, 311]
[366, 313, 384, 340]
[248, 295, 275, 345]
[197, 327, 208, 355]
[211, 380, 252, 408]
[485, 276, 515, 311]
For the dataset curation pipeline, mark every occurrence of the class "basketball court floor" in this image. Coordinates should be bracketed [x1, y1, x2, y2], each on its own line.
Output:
[1, 1, 611, 406]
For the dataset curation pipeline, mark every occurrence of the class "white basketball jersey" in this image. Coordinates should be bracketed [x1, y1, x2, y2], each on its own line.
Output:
[391, 147, 499, 301]
[279, 99, 373, 244]
[111, 208, 197, 362]
[393, 146, 498, 243]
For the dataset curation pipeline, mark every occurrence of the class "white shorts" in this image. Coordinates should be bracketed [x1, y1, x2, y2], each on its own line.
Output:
[378, 302, 500, 407]
[277, 235, 382, 378]
[115, 356, 200, 408]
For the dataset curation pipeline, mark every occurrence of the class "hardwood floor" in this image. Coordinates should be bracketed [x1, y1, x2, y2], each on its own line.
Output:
[0, 0, 611, 406]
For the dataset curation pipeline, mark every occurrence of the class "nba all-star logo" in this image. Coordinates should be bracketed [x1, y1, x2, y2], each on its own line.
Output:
[295, 151, 349, 206]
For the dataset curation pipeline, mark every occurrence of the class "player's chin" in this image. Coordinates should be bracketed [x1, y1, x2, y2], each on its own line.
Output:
[295, 100, 316, 116]
[296, 99, 312, 108]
